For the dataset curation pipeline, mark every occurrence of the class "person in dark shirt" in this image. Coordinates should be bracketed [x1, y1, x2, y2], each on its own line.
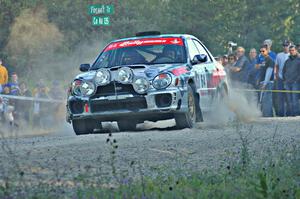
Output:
[256, 39, 276, 68]
[247, 48, 260, 88]
[282, 45, 300, 116]
[230, 47, 250, 83]
[5, 72, 20, 95]
[259, 45, 275, 117]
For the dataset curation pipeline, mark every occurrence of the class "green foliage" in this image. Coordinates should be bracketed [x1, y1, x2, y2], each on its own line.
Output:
[0, 0, 299, 77]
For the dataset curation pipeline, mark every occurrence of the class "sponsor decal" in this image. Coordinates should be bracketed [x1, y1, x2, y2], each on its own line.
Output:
[104, 38, 184, 51]
[210, 66, 226, 87]
[171, 67, 188, 76]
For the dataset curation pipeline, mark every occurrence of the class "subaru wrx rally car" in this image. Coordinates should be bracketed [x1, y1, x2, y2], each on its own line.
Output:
[67, 32, 228, 135]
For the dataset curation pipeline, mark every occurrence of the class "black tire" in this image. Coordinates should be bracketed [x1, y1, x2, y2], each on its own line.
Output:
[118, 120, 137, 132]
[175, 84, 199, 129]
[72, 119, 96, 135]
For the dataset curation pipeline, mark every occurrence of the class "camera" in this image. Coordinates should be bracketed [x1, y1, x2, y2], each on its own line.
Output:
[227, 41, 237, 54]
[228, 41, 237, 47]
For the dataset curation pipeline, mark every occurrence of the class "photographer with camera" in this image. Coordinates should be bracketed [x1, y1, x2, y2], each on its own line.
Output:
[227, 41, 237, 55]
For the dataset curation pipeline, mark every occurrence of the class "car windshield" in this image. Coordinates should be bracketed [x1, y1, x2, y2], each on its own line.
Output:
[91, 37, 187, 70]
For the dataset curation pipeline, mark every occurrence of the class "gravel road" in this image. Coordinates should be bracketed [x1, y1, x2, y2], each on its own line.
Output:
[0, 116, 299, 185]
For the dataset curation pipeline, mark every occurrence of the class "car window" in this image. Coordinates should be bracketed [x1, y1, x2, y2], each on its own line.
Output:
[91, 43, 187, 69]
[187, 39, 200, 60]
[93, 51, 113, 68]
[192, 39, 212, 62]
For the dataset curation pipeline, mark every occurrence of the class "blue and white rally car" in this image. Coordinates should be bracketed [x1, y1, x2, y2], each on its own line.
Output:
[67, 32, 228, 135]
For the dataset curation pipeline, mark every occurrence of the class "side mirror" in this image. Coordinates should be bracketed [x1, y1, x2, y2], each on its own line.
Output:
[79, 64, 90, 72]
[192, 54, 208, 65]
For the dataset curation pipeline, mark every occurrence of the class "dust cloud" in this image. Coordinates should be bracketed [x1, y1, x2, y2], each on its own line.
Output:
[2, 8, 111, 137]
[204, 83, 261, 128]
[2, 8, 261, 135]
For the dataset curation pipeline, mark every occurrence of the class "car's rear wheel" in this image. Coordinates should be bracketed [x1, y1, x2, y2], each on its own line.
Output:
[175, 84, 199, 129]
[72, 119, 98, 135]
[118, 120, 137, 132]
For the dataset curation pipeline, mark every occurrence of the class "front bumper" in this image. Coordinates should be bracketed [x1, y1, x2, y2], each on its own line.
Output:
[67, 87, 188, 123]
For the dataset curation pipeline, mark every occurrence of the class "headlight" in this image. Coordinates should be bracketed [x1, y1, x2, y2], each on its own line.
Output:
[152, 73, 172, 89]
[133, 77, 149, 94]
[117, 67, 134, 84]
[72, 80, 95, 97]
[95, 69, 110, 86]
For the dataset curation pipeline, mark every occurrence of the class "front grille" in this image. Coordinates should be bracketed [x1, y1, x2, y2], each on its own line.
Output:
[92, 82, 137, 98]
[90, 97, 147, 112]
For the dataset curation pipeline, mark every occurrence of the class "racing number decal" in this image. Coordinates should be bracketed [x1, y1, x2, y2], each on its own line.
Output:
[200, 73, 207, 89]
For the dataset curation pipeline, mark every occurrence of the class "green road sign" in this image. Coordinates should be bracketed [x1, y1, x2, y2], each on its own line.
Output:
[89, 5, 114, 15]
[92, 16, 110, 26]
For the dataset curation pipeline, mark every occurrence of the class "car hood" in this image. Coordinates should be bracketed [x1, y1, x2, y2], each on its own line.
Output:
[75, 63, 186, 81]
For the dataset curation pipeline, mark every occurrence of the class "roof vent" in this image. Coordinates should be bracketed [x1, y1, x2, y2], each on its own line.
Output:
[135, 31, 161, 37]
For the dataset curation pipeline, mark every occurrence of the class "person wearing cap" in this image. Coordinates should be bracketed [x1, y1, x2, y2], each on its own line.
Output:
[0, 59, 8, 86]
[282, 45, 300, 116]
[273, 40, 291, 116]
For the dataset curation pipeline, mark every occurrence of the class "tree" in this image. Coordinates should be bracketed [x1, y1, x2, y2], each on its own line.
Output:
[5, 7, 63, 76]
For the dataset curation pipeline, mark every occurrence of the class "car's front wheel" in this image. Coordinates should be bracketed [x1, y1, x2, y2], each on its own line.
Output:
[175, 84, 198, 129]
[72, 119, 98, 135]
[118, 120, 137, 132]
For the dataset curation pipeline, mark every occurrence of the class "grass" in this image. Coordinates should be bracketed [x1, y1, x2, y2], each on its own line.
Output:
[0, 123, 299, 199]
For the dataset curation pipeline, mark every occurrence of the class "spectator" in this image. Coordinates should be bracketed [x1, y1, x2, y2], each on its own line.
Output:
[3, 85, 11, 95]
[259, 45, 275, 117]
[224, 54, 236, 76]
[5, 72, 20, 95]
[1, 85, 15, 126]
[221, 55, 228, 66]
[49, 81, 64, 100]
[247, 48, 260, 88]
[297, 43, 300, 57]
[282, 45, 300, 116]
[256, 39, 276, 69]
[32, 78, 49, 97]
[0, 59, 8, 86]
[274, 40, 291, 116]
[33, 82, 50, 128]
[48, 81, 64, 125]
[214, 56, 222, 65]
[230, 46, 250, 83]
[18, 82, 32, 123]
[4, 72, 20, 121]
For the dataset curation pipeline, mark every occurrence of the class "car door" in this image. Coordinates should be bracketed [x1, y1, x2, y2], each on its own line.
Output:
[193, 39, 226, 96]
[186, 38, 215, 111]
